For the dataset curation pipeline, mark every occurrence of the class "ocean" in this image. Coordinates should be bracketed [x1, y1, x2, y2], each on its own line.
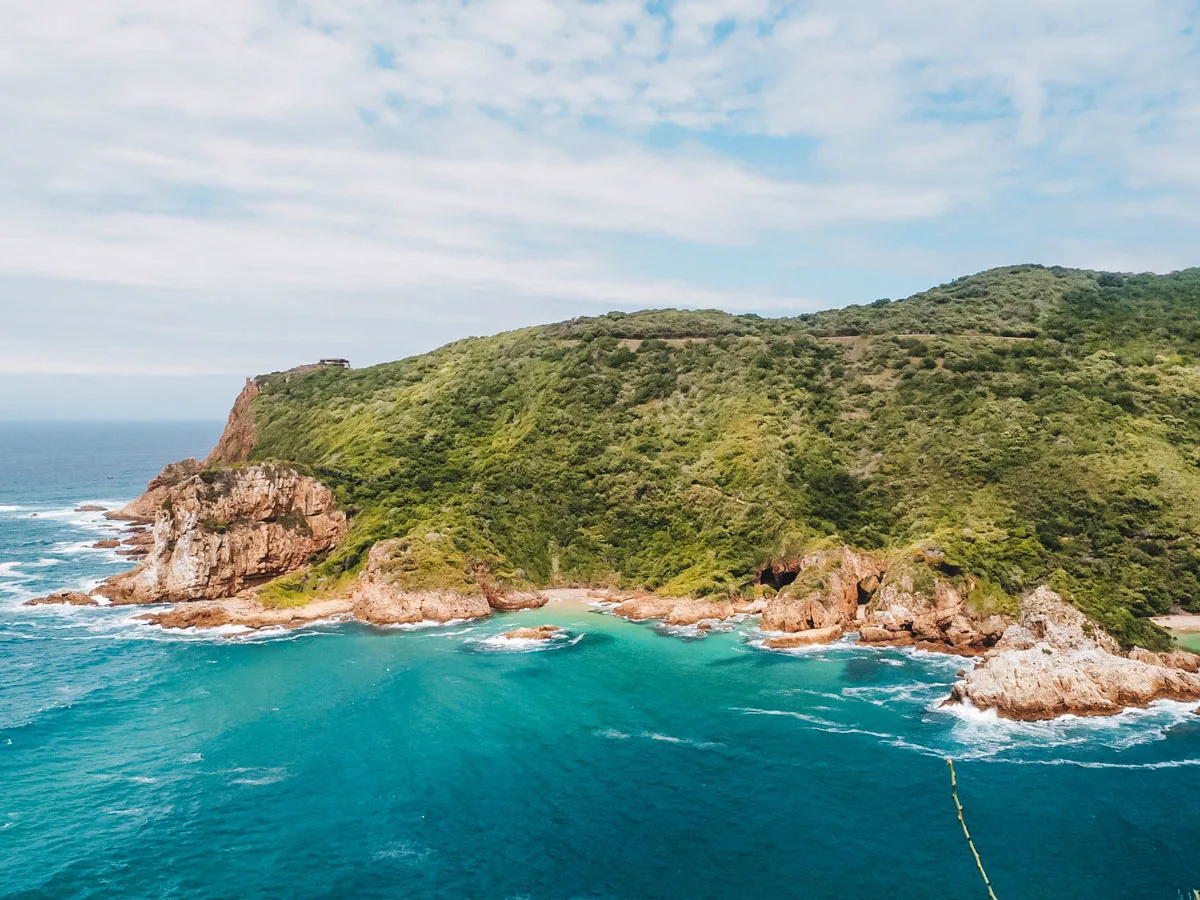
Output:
[2, 421, 1199, 900]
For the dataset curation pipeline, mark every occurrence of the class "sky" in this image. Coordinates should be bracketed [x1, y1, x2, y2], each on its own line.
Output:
[2, 0, 1200, 419]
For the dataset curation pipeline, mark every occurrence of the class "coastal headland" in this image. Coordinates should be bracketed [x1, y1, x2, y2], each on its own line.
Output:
[27, 265, 1200, 720]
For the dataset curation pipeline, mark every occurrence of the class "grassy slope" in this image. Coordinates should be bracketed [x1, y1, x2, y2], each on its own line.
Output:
[245, 265, 1200, 649]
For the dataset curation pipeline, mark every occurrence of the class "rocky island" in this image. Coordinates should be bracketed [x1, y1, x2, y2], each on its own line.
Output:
[28, 265, 1200, 719]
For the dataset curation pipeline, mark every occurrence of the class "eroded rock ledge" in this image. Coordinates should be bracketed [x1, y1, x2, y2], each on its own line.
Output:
[95, 463, 348, 605]
[34, 454, 1200, 722]
[24, 590, 98, 607]
[759, 545, 1012, 655]
[947, 587, 1200, 720]
[614, 545, 1013, 654]
[136, 529, 547, 630]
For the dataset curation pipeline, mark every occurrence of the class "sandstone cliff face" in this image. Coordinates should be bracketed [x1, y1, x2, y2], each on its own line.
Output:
[206, 379, 260, 465]
[96, 464, 347, 605]
[862, 556, 1010, 655]
[104, 459, 204, 524]
[612, 594, 739, 626]
[758, 546, 1010, 655]
[948, 588, 1200, 719]
[350, 578, 492, 625]
[348, 538, 493, 625]
[760, 546, 886, 632]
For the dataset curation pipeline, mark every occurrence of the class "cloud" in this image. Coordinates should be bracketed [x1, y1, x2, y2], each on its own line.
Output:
[1, 0, 1199, 404]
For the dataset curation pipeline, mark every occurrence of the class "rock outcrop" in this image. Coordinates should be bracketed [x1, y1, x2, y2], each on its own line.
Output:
[206, 378, 260, 465]
[350, 580, 492, 626]
[947, 588, 1200, 720]
[612, 595, 737, 625]
[501, 625, 562, 641]
[24, 590, 98, 607]
[763, 626, 845, 649]
[1128, 647, 1200, 673]
[140, 596, 352, 630]
[95, 464, 348, 605]
[758, 545, 1012, 655]
[478, 572, 548, 612]
[104, 459, 204, 524]
[761, 546, 886, 631]
[347, 538, 493, 625]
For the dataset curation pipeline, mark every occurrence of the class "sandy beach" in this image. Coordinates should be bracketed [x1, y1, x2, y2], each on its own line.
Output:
[1152, 614, 1200, 633]
[541, 587, 612, 612]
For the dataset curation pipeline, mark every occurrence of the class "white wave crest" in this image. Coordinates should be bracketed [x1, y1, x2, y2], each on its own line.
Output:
[471, 630, 581, 653]
[938, 698, 1200, 759]
[842, 682, 949, 708]
[594, 728, 719, 749]
[227, 766, 290, 786]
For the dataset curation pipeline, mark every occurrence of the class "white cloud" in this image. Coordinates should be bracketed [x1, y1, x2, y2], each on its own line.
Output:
[0, 0, 1199, 399]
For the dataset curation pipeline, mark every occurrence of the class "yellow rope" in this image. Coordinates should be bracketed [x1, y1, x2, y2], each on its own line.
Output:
[948, 759, 1000, 900]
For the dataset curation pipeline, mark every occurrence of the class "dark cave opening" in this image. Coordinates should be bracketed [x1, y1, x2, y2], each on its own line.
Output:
[758, 567, 797, 590]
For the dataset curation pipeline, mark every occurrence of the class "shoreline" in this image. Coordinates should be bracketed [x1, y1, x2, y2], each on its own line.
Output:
[1152, 614, 1200, 633]
[539, 587, 612, 612]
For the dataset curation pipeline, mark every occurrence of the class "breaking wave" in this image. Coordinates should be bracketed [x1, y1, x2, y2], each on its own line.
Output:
[470, 630, 583, 653]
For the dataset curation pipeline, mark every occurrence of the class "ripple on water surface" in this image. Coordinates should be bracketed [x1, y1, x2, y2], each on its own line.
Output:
[3, 423, 1200, 900]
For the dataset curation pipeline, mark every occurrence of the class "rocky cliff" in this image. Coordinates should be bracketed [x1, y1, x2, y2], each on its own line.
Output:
[104, 458, 204, 524]
[756, 545, 1012, 655]
[348, 536, 546, 625]
[947, 588, 1200, 719]
[95, 463, 347, 605]
[206, 378, 260, 465]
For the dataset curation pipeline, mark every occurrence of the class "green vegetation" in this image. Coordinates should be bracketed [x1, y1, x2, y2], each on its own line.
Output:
[240, 265, 1200, 649]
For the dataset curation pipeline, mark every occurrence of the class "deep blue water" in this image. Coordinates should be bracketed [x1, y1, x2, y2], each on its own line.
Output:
[2, 422, 1200, 900]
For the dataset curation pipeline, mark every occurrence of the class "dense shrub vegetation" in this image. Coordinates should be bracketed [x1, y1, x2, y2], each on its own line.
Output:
[245, 265, 1200, 648]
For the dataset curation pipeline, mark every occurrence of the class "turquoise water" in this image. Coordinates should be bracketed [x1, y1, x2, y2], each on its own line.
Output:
[3, 424, 1200, 899]
[1178, 633, 1200, 654]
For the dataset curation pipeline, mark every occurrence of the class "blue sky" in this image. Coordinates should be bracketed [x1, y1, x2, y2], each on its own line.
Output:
[2, 0, 1200, 418]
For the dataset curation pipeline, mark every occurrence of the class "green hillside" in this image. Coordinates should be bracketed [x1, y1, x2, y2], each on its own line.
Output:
[241, 265, 1200, 649]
